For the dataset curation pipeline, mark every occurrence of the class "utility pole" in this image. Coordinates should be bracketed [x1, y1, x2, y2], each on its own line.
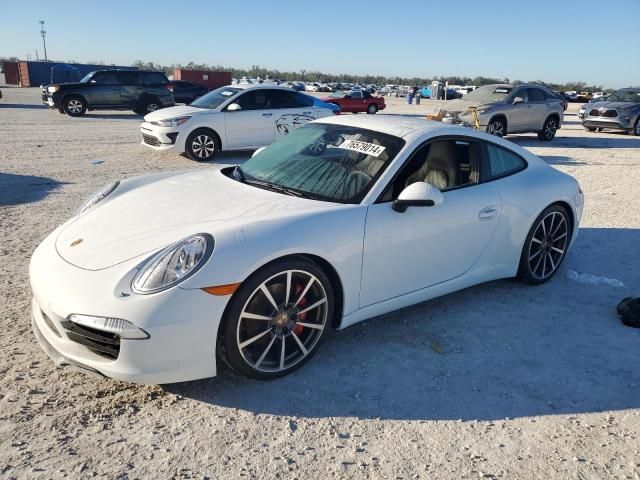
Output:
[39, 20, 48, 61]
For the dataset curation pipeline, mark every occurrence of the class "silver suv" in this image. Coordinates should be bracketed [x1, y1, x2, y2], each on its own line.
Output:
[438, 84, 564, 141]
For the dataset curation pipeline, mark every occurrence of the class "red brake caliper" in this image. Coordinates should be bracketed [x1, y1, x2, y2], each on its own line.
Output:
[293, 282, 307, 335]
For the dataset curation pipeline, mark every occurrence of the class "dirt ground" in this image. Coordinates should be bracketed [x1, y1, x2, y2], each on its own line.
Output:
[1, 86, 639, 480]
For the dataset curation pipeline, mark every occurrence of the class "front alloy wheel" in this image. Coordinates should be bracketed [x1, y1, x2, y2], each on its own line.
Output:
[519, 205, 570, 284]
[487, 118, 506, 137]
[220, 259, 334, 379]
[185, 129, 219, 161]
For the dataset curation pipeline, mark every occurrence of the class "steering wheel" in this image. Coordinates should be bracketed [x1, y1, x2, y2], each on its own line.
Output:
[343, 170, 373, 198]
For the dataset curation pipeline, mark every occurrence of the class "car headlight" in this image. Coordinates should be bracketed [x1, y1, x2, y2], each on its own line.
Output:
[47, 85, 60, 93]
[475, 108, 491, 115]
[151, 116, 191, 127]
[132, 233, 213, 294]
[77, 181, 119, 216]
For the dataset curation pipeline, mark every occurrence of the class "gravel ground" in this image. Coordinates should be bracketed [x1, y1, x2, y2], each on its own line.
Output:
[1, 87, 639, 479]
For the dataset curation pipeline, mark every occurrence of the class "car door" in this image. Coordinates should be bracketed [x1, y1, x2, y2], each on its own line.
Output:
[360, 138, 501, 307]
[88, 71, 122, 106]
[223, 89, 275, 148]
[525, 87, 549, 131]
[349, 90, 365, 111]
[504, 87, 529, 132]
[269, 90, 317, 138]
[118, 71, 141, 107]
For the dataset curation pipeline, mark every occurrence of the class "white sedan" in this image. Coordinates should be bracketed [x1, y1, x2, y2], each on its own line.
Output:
[140, 85, 338, 161]
[30, 115, 583, 384]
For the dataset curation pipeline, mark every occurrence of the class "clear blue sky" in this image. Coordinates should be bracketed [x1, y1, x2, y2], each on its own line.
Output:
[1, 0, 639, 88]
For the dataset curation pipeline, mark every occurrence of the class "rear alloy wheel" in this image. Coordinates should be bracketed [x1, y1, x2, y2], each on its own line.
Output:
[367, 103, 378, 114]
[220, 259, 334, 380]
[519, 205, 570, 285]
[185, 129, 219, 161]
[63, 96, 86, 117]
[584, 126, 596, 132]
[630, 118, 640, 136]
[538, 116, 558, 141]
[486, 117, 506, 137]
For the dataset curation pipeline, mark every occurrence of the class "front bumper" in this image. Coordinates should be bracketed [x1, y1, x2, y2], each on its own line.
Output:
[29, 229, 228, 384]
[140, 122, 183, 152]
[582, 116, 632, 131]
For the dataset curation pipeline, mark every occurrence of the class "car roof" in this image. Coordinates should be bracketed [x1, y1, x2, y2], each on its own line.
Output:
[314, 114, 454, 138]
[231, 84, 299, 92]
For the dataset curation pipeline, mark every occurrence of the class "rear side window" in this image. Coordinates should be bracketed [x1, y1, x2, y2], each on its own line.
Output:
[295, 92, 314, 107]
[140, 72, 168, 85]
[269, 90, 301, 108]
[118, 71, 139, 84]
[484, 143, 526, 180]
[527, 88, 545, 102]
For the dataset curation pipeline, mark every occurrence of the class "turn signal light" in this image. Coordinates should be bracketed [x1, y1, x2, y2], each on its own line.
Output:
[201, 283, 241, 296]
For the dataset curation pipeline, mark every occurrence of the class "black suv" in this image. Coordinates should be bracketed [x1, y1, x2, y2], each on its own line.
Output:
[42, 69, 175, 116]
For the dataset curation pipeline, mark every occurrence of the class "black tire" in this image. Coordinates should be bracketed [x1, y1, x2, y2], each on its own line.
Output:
[138, 97, 161, 115]
[584, 126, 596, 132]
[63, 95, 87, 117]
[629, 118, 640, 136]
[367, 103, 378, 114]
[518, 204, 571, 285]
[219, 257, 335, 380]
[185, 128, 220, 161]
[486, 117, 506, 137]
[537, 116, 558, 141]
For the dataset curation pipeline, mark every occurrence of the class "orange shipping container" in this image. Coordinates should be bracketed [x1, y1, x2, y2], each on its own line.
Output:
[173, 69, 232, 90]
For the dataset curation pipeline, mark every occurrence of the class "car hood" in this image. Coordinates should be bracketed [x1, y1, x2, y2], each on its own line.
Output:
[438, 98, 497, 114]
[55, 169, 332, 270]
[143, 105, 215, 122]
[585, 101, 640, 112]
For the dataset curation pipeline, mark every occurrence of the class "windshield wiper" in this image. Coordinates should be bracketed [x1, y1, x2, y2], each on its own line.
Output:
[233, 165, 245, 182]
[244, 179, 309, 198]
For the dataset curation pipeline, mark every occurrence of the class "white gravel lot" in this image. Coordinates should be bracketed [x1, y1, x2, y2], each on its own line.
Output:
[1, 86, 639, 480]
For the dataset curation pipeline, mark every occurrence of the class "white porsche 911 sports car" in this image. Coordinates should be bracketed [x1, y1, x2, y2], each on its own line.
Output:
[30, 115, 583, 384]
[140, 84, 339, 162]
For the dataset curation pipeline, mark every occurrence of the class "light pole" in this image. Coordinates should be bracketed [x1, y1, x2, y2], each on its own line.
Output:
[39, 20, 48, 61]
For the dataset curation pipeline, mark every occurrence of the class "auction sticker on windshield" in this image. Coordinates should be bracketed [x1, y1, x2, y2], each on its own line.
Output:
[340, 139, 386, 157]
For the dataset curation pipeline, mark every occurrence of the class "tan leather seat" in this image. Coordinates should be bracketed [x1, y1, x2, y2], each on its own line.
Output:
[406, 141, 461, 190]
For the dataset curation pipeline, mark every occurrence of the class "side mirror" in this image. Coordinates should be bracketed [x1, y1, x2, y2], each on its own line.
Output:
[513, 96, 524, 105]
[227, 103, 242, 112]
[392, 182, 444, 213]
[90, 79, 97, 84]
[252, 146, 267, 158]
[344, 95, 351, 99]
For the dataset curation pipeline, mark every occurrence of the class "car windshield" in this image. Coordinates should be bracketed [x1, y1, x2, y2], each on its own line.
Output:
[605, 90, 640, 103]
[330, 92, 346, 98]
[190, 86, 242, 109]
[80, 72, 95, 83]
[462, 85, 513, 103]
[238, 123, 404, 204]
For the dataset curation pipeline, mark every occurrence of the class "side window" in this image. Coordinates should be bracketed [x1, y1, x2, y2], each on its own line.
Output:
[528, 88, 545, 102]
[351, 91, 363, 99]
[119, 71, 139, 84]
[295, 92, 314, 107]
[92, 72, 119, 85]
[379, 139, 482, 202]
[484, 143, 526, 180]
[140, 72, 168, 85]
[510, 88, 527, 103]
[363, 91, 372, 98]
[235, 91, 269, 110]
[268, 90, 299, 109]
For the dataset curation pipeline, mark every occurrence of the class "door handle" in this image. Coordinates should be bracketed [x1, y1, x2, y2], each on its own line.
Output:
[262, 113, 273, 117]
[478, 206, 498, 221]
